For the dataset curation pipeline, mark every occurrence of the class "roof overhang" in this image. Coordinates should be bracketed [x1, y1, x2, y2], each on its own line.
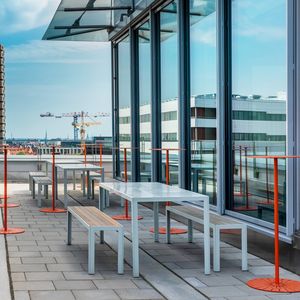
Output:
[43, 0, 134, 41]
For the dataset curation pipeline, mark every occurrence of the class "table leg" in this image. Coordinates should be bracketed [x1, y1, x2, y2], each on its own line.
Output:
[64, 169, 68, 208]
[55, 166, 58, 200]
[73, 170, 76, 190]
[203, 197, 211, 275]
[67, 211, 72, 245]
[153, 202, 159, 242]
[46, 162, 48, 176]
[83, 171, 86, 197]
[99, 187, 104, 211]
[87, 171, 90, 199]
[131, 200, 139, 277]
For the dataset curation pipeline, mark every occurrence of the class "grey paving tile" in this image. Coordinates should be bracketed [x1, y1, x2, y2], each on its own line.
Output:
[11, 272, 26, 282]
[21, 257, 56, 264]
[197, 286, 248, 298]
[63, 271, 104, 280]
[25, 271, 64, 281]
[93, 279, 137, 289]
[115, 288, 164, 300]
[53, 280, 96, 290]
[14, 281, 55, 291]
[47, 263, 83, 272]
[73, 290, 120, 300]
[14, 291, 30, 300]
[30, 291, 75, 300]
[10, 264, 47, 272]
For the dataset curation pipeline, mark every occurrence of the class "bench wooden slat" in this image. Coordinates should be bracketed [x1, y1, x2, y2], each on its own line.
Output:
[69, 206, 121, 228]
[168, 205, 241, 226]
[33, 177, 52, 184]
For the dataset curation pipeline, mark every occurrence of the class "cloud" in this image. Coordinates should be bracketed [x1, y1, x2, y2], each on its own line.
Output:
[0, 0, 61, 35]
[5, 40, 110, 64]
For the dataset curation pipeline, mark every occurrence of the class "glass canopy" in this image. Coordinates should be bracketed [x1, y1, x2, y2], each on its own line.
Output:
[43, 0, 134, 41]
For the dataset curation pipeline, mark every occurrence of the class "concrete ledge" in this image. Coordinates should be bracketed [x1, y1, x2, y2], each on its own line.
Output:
[0, 212, 12, 300]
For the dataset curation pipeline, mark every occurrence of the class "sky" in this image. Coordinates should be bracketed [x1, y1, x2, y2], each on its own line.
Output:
[0, 0, 287, 139]
[0, 0, 112, 140]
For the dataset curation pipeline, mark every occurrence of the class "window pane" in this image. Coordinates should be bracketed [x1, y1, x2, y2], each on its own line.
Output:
[231, 0, 287, 226]
[138, 21, 152, 182]
[160, 1, 179, 185]
[118, 36, 132, 180]
[190, 0, 217, 205]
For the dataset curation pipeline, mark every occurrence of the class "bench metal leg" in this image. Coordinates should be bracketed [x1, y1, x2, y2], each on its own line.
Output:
[131, 201, 139, 277]
[37, 183, 42, 208]
[87, 171, 91, 199]
[32, 180, 36, 199]
[166, 209, 171, 244]
[188, 220, 193, 243]
[63, 169, 68, 208]
[45, 185, 49, 200]
[100, 231, 104, 244]
[73, 170, 76, 190]
[153, 203, 159, 242]
[92, 180, 95, 199]
[83, 171, 86, 197]
[213, 227, 221, 272]
[99, 187, 104, 211]
[67, 211, 72, 245]
[105, 190, 110, 207]
[118, 228, 124, 274]
[88, 229, 96, 274]
[241, 225, 248, 271]
[29, 175, 32, 191]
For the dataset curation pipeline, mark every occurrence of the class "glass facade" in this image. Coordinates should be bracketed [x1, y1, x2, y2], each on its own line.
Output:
[110, 0, 294, 236]
[160, 1, 179, 185]
[138, 21, 152, 182]
[230, 0, 287, 226]
[117, 36, 132, 180]
[190, 0, 217, 205]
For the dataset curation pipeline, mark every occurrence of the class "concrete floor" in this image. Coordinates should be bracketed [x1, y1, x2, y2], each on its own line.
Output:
[2, 183, 300, 300]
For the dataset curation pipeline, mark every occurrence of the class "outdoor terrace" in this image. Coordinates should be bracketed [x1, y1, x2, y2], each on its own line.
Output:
[0, 167, 300, 300]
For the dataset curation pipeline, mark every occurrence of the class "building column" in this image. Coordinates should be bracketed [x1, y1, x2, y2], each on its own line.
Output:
[178, 0, 191, 190]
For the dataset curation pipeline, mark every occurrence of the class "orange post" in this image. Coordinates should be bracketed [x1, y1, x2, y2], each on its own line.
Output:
[273, 158, 279, 285]
[40, 146, 65, 213]
[112, 147, 143, 221]
[0, 146, 25, 235]
[84, 144, 87, 165]
[247, 155, 300, 293]
[99, 144, 103, 168]
[149, 148, 187, 235]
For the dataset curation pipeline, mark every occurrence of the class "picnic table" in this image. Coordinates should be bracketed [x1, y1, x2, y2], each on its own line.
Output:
[56, 163, 104, 207]
[98, 181, 210, 277]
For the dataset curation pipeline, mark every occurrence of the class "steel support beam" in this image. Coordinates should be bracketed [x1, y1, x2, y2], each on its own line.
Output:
[178, 0, 191, 190]
[150, 11, 162, 182]
[130, 29, 140, 182]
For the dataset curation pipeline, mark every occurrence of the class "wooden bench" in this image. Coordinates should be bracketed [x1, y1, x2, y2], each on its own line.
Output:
[67, 206, 124, 275]
[29, 171, 46, 193]
[166, 205, 248, 272]
[32, 177, 52, 207]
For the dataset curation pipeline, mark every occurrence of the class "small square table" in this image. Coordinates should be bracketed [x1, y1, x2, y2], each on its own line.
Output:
[98, 181, 210, 277]
[56, 163, 104, 207]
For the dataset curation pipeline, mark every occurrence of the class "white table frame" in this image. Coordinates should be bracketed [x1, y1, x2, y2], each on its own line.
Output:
[56, 163, 104, 208]
[98, 182, 210, 277]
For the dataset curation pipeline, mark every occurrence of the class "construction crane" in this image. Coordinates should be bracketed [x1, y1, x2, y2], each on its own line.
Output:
[40, 111, 109, 145]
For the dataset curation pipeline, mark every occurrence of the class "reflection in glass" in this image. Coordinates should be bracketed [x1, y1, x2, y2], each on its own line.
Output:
[160, 1, 179, 185]
[231, 0, 287, 226]
[138, 21, 152, 182]
[117, 36, 132, 180]
[190, 0, 217, 205]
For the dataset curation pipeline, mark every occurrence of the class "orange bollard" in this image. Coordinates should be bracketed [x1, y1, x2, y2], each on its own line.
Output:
[149, 148, 187, 235]
[112, 147, 143, 221]
[40, 145, 66, 213]
[0, 146, 25, 235]
[247, 155, 300, 293]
